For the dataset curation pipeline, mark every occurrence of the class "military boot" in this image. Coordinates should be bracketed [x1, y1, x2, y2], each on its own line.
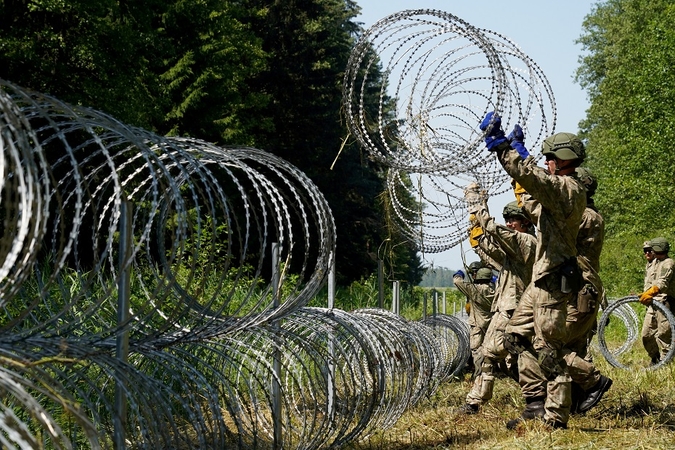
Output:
[506, 396, 545, 430]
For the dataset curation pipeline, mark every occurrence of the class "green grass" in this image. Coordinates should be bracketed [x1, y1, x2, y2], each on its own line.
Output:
[344, 344, 675, 450]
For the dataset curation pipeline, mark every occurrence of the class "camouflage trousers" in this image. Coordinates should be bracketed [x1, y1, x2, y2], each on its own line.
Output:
[564, 295, 601, 391]
[504, 275, 578, 424]
[469, 323, 489, 379]
[466, 309, 517, 406]
[642, 300, 672, 360]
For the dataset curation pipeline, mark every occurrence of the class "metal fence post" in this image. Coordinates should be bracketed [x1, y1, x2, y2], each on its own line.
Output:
[391, 281, 400, 315]
[271, 243, 283, 449]
[114, 200, 132, 450]
[327, 252, 336, 420]
[378, 260, 384, 309]
[422, 290, 427, 321]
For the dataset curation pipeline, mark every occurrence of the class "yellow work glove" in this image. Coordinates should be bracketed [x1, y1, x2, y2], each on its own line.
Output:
[639, 285, 660, 305]
[465, 302, 471, 314]
[469, 226, 483, 248]
[512, 180, 527, 207]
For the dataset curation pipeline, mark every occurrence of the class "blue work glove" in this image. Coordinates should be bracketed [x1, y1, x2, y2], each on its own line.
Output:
[507, 124, 530, 159]
[479, 111, 508, 151]
[491, 274, 498, 284]
[453, 270, 465, 279]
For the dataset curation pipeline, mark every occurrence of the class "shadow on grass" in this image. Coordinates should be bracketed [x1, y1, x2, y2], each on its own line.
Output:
[619, 392, 675, 423]
[585, 390, 675, 428]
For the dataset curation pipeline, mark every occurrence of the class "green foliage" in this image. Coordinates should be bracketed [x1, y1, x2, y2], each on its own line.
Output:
[576, 0, 675, 295]
[0, 0, 426, 287]
[0, 0, 268, 139]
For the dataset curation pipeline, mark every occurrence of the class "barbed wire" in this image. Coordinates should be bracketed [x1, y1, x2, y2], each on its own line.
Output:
[590, 297, 640, 358]
[342, 9, 556, 252]
[596, 296, 675, 370]
[0, 78, 474, 448]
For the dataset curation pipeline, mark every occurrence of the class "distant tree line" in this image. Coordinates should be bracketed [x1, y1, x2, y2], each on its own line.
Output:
[419, 266, 459, 288]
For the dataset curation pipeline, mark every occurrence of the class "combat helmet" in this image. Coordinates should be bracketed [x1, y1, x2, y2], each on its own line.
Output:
[541, 132, 586, 162]
[468, 261, 482, 271]
[474, 267, 493, 282]
[650, 237, 670, 253]
[502, 201, 528, 221]
[575, 167, 598, 195]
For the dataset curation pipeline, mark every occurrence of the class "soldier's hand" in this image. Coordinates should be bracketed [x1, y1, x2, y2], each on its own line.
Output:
[639, 295, 653, 306]
[479, 111, 507, 151]
[639, 285, 659, 305]
[464, 182, 486, 214]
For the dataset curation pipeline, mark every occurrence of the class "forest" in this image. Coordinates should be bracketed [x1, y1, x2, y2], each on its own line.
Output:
[1, 0, 674, 297]
[0, 0, 424, 290]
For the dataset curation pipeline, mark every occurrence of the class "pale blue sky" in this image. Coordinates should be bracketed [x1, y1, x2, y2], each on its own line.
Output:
[355, 1, 595, 270]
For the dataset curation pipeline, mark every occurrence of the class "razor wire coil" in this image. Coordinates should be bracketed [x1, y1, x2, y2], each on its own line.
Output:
[0, 77, 473, 449]
[342, 9, 556, 253]
[597, 295, 675, 370]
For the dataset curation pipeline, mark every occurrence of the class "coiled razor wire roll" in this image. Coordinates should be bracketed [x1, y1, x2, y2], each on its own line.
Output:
[597, 295, 675, 370]
[0, 79, 337, 447]
[0, 77, 475, 449]
[420, 313, 471, 379]
[590, 298, 639, 358]
[1, 79, 336, 344]
[343, 9, 556, 252]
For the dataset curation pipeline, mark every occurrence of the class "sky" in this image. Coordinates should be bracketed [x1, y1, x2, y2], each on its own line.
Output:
[355, 0, 594, 270]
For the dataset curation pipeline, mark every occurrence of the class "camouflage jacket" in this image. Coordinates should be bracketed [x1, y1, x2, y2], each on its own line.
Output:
[644, 259, 657, 292]
[498, 150, 586, 282]
[454, 275, 495, 331]
[577, 205, 605, 303]
[646, 257, 675, 301]
[473, 203, 536, 313]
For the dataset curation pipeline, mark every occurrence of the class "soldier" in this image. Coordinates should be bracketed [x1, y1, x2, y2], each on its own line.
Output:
[639, 237, 675, 364]
[503, 165, 612, 421]
[467, 260, 482, 277]
[480, 112, 586, 429]
[457, 198, 536, 415]
[454, 267, 495, 379]
[565, 167, 612, 414]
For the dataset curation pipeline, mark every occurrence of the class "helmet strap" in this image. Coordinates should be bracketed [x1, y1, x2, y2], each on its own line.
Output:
[554, 159, 576, 175]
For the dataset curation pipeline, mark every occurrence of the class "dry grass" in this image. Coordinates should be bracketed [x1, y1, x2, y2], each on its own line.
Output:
[344, 348, 675, 450]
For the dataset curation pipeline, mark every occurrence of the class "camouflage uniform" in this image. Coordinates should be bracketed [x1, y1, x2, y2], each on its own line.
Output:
[454, 273, 495, 375]
[641, 255, 675, 360]
[564, 203, 605, 391]
[497, 148, 586, 425]
[465, 201, 536, 407]
[506, 177, 607, 413]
